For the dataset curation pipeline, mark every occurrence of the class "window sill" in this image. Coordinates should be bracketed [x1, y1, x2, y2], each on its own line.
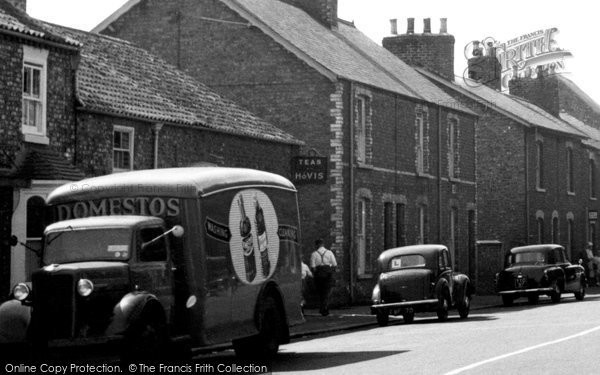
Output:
[23, 133, 49, 145]
[417, 171, 435, 179]
[536, 187, 546, 193]
[567, 191, 575, 196]
[591, 197, 598, 201]
[356, 163, 374, 170]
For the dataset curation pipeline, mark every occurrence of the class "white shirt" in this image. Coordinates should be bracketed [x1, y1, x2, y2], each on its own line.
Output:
[310, 247, 337, 268]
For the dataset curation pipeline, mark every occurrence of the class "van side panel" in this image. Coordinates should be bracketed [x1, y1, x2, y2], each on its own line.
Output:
[201, 187, 303, 341]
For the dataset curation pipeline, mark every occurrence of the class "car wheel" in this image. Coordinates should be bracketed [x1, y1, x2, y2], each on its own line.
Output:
[437, 292, 449, 322]
[376, 311, 389, 327]
[574, 281, 585, 301]
[550, 281, 562, 303]
[458, 294, 470, 319]
[402, 309, 415, 324]
[527, 294, 539, 305]
[502, 295, 514, 307]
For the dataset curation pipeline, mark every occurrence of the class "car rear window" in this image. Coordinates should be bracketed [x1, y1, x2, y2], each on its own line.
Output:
[513, 251, 546, 264]
[390, 254, 426, 270]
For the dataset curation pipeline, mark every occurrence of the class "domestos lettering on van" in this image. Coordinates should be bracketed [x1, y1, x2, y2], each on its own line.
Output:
[56, 197, 181, 220]
[229, 189, 279, 285]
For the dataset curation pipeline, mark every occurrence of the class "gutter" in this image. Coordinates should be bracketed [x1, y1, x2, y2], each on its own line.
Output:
[437, 104, 443, 242]
[0, 29, 80, 52]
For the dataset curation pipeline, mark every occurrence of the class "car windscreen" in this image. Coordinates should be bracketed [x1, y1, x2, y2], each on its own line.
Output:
[390, 254, 426, 270]
[44, 228, 132, 264]
[512, 251, 546, 264]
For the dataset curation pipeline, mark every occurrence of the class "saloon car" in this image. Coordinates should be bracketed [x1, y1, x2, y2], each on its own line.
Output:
[370, 245, 474, 326]
[496, 244, 586, 306]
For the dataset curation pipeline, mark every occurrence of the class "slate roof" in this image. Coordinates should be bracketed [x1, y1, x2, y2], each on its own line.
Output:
[0, 0, 80, 47]
[559, 112, 600, 150]
[222, 0, 475, 115]
[558, 76, 600, 116]
[417, 68, 586, 138]
[13, 144, 85, 181]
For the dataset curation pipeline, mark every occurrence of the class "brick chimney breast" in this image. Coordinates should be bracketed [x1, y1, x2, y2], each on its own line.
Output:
[280, 0, 338, 28]
[6, 0, 26, 12]
[383, 18, 455, 81]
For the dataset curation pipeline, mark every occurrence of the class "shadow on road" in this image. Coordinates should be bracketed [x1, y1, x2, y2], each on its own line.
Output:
[271, 350, 407, 372]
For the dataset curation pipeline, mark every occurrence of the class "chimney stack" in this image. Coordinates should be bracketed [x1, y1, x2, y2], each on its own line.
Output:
[280, 0, 338, 28]
[440, 18, 448, 34]
[383, 18, 455, 81]
[7, 0, 26, 12]
[390, 19, 398, 35]
[407, 18, 415, 34]
[423, 18, 431, 33]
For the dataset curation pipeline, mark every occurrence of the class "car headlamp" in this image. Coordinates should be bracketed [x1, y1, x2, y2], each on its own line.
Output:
[371, 284, 381, 303]
[13, 283, 30, 301]
[77, 279, 94, 297]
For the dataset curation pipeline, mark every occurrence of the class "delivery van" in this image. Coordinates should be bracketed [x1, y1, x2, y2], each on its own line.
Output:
[0, 167, 303, 358]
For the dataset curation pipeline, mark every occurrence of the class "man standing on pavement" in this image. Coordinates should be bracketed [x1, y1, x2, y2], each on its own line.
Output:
[310, 239, 337, 316]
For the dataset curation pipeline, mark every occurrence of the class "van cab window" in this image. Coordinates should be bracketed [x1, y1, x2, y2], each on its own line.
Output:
[139, 227, 167, 262]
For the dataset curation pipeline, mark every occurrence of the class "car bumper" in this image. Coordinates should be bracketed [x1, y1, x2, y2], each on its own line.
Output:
[498, 287, 553, 295]
[371, 298, 438, 314]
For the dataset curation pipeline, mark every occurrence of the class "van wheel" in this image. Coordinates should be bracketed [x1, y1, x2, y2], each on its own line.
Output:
[527, 294, 539, 304]
[502, 295, 514, 307]
[402, 309, 415, 324]
[574, 282, 586, 301]
[233, 297, 282, 359]
[122, 309, 168, 361]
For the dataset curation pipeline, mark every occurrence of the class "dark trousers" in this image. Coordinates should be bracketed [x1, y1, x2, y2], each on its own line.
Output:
[314, 274, 333, 315]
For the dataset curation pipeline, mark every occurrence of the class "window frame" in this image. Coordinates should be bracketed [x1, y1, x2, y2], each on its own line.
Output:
[590, 156, 597, 200]
[22, 46, 49, 144]
[356, 95, 367, 164]
[416, 114, 425, 174]
[566, 146, 574, 194]
[536, 141, 545, 191]
[113, 125, 135, 172]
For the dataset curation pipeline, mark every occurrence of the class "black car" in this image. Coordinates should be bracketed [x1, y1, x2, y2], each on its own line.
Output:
[496, 244, 585, 306]
[370, 245, 474, 326]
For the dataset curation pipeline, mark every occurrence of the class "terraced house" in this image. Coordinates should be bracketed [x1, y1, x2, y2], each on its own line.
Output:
[0, 0, 301, 297]
[382, 18, 600, 293]
[94, 0, 479, 302]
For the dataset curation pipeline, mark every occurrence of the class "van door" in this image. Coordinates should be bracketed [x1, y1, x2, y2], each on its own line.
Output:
[132, 226, 174, 318]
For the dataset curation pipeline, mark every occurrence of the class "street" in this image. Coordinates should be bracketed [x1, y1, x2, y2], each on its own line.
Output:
[195, 292, 600, 374]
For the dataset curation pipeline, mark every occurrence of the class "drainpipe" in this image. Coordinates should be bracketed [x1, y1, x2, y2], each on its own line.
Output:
[437, 104, 443, 243]
[349, 82, 355, 304]
[525, 129, 531, 243]
[153, 123, 163, 169]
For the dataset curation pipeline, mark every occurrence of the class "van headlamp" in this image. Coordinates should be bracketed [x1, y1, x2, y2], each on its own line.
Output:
[13, 283, 30, 301]
[77, 279, 94, 297]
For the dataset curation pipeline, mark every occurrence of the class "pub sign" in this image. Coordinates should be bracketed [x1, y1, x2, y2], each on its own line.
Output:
[291, 156, 328, 185]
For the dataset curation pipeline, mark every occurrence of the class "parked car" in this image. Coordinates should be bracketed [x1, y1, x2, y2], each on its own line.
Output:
[496, 244, 585, 306]
[370, 245, 474, 326]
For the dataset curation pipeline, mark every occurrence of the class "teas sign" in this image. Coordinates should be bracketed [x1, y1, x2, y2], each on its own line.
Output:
[291, 156, 327, 185]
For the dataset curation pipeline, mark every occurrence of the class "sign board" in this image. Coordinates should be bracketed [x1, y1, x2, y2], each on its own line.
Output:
[291, 156, 328, 185]
[589, 211, 598, 221]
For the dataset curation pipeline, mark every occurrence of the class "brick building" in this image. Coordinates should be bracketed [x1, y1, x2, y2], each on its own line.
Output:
[0, 0, 301, 297]
[95, 0, 478, 302]
[383, 18, 600, 293]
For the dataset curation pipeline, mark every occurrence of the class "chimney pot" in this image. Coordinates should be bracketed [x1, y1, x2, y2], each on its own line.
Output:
[390, 19, 398, 35]
[407, 18, 415, 34]
[423, 18, 431, 33]
[440, 18, 447, 34]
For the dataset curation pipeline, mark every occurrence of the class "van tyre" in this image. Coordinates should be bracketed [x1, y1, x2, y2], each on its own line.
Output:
[122, 309, 168, 361]
[550, 281, 562, 303]
[502, 295, 514, 307]
[233, 297, 283, 359]
[402, 309, 415, 324]
[574, 282, 585, 301]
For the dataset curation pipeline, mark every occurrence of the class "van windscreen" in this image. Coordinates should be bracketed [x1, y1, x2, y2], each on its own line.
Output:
[44, 228, 132, 264]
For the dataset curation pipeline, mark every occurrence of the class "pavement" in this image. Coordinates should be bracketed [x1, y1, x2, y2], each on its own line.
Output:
[289, 288, 600, 339]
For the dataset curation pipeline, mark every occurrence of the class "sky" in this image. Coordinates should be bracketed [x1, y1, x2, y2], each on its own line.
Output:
[26, 0, 600, 106]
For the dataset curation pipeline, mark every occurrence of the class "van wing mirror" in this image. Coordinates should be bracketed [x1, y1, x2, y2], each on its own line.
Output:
[10, 235, 18, 247]
[142, 225, 185, 249]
